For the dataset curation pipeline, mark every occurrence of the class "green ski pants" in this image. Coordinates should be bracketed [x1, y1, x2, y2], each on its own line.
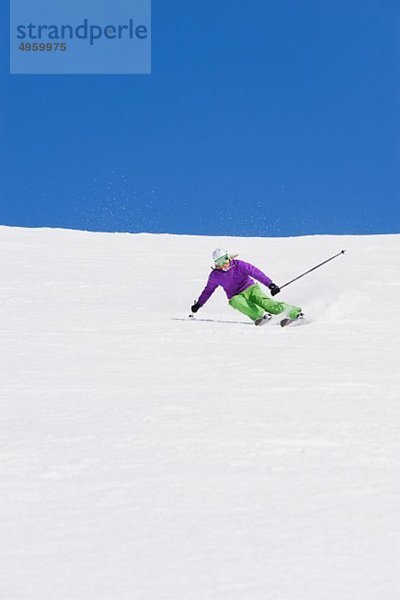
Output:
[229, 284, 301, 321]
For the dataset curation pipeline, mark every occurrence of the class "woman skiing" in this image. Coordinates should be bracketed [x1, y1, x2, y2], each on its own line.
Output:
[191, 248, 303, 326]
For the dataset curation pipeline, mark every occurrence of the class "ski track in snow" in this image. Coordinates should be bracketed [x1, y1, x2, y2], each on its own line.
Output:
[0, 226, 399, 600]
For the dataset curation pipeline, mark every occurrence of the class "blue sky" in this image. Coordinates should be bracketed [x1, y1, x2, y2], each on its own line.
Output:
[1, 0, 399, 236]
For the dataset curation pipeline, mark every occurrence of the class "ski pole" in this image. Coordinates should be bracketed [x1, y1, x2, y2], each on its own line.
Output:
[280, 250, 346, 290]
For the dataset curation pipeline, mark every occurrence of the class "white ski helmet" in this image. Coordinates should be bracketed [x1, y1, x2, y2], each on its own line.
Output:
[212, 248, 229, 266]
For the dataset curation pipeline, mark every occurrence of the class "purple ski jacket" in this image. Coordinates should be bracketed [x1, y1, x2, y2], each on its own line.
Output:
[198, 259, 273, 306]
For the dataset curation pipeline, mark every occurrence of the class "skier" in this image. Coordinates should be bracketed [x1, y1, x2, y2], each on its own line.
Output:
[191, 249, 303, 326]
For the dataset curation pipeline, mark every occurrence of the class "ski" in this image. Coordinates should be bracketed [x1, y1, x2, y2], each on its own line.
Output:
[171, 316, 252, 326]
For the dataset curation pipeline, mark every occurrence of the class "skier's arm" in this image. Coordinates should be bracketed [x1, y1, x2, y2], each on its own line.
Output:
[238, 260, 281, 295]
[197, 272, 219, 307]
[238, 260, 273, 287]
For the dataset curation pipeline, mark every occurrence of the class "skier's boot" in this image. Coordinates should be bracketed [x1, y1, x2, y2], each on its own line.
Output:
[280, 311, 305, 328]
[286, 306, 303, 320]
[254, 313, 272, 327]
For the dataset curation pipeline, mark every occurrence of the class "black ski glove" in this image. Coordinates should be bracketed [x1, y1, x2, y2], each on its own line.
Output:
[268, 283, 281, 296]
[191, 301, 201, 313]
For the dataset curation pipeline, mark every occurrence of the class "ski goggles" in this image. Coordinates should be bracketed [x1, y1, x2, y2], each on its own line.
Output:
[214, 255, 230, 268]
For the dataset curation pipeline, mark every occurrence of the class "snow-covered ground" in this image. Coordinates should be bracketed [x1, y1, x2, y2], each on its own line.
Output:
[1, 226, 399, 600]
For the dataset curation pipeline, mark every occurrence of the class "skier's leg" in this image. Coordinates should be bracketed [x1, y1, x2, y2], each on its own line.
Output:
[249, 284, 302, 319]
[229, 291, 264, 321]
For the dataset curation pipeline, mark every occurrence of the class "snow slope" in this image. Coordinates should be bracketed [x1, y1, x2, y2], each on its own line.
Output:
[1, 226, 399, 600]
